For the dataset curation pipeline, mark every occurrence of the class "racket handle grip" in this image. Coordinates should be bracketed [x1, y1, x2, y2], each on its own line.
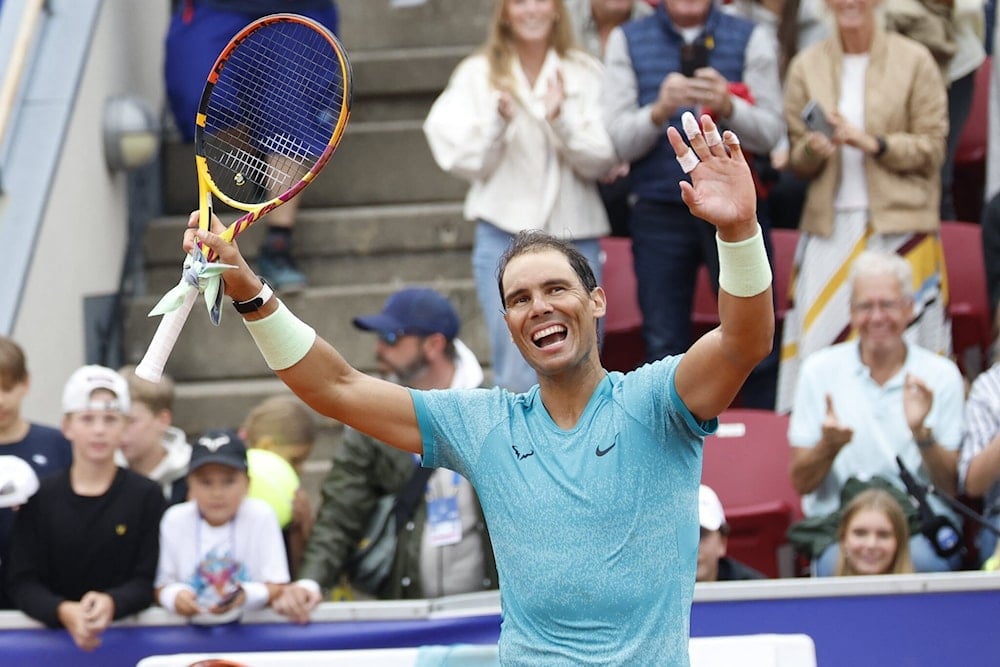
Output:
[135, 289, 198, 383]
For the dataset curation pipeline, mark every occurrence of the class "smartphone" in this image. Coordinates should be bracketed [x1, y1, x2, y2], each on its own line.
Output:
[680, 42, 710, 78]
[214, 586, 242, 609]
[801, 100, 834, 138]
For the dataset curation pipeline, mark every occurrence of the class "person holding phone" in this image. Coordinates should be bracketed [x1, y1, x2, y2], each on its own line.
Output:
[154, 430, 293, 625]
[776, 0, 950, 413]
[601, 0, 784, 406]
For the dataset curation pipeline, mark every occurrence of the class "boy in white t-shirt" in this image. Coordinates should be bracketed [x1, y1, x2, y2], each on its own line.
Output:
[155, 429, 290, 623]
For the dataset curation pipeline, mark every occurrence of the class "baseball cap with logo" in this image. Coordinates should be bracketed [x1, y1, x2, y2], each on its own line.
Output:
[61, 365, 131, 414]
[0, 456, 39, 508]
[189, 429, 249, 473]
[352, 287, 460, 342]
[699, 484, 727, 532]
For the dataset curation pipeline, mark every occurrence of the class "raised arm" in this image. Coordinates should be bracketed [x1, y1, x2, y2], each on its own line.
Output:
[669, 113, 775, 421]
[185, 216, 424, 454]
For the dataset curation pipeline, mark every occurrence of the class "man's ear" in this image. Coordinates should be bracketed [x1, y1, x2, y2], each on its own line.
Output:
[423, 332, 448, 360]
[591, 285, 607, 319]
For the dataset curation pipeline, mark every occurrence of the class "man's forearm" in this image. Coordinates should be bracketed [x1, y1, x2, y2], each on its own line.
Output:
[918, 441, 959, 496]
[790, 444, 839, 495]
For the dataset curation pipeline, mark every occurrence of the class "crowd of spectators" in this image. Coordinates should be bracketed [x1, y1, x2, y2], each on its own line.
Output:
[1, 0, 999, 655]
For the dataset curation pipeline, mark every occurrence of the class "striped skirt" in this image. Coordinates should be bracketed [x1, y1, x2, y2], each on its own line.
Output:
[775, 209, 952, 413]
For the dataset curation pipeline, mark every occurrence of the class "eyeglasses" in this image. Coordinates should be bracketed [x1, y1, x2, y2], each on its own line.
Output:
[377, 330, 427, 346]
[377, 330, 406, 346]
[850, 299, 907, 315]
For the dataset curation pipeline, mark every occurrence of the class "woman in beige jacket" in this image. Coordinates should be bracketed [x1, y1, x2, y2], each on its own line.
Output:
[775, 0, 949, 412]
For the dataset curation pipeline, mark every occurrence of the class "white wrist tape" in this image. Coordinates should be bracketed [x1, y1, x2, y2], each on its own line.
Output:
[158, 583, 193, 614]
[716, 224, 772, 297]
[244, 300, 316, 370]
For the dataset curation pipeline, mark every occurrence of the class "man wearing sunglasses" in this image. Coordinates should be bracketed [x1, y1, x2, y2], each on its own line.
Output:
[277, 288, 496, 614]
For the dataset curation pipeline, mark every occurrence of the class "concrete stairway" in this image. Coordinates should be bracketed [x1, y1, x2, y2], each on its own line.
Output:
[121, 0, 495, 489]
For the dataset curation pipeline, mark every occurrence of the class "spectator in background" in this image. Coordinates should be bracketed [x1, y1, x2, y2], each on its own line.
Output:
[721, 0, 829, 233]
[777, 0, 950, 412]
[273, 288, 496, 620]
[939, 0, 988, 221]
[0, 337, 72, 607]
[565, 0, 654, 237]
[565, 0, 653, 58]
[696, 484, 767, 582]
[5, 366, 165, 651]
[985, 0, 1000, 320]
[834, 488, 914, 576]
[155, 429, 291, 624]
[423, 0, 618, 393]
[958, 332, 1000, 566]
[787, 251, 964, 575]
[163, 0, 340, 292]
[117, 365, 191, 506]
[240, 394, 318, 578]
[601, 0, 784, 407]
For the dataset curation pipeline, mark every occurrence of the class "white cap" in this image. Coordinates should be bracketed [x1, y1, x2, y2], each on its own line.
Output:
[699, 484, 726, 531]
[61, 365, 130, 414]
[0, 456, 40, 508]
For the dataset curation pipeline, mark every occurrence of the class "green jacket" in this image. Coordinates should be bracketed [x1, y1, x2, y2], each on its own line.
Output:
[298, 426, 497, 599]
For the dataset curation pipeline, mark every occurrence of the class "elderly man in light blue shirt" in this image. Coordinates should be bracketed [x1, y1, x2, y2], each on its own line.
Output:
[788, 250, 965, 575]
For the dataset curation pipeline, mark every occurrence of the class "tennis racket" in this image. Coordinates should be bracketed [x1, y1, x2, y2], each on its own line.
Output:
[135, 13, 352, 383]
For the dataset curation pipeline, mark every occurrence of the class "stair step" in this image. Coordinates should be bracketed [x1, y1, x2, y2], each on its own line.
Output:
[349, 46, 471, 122]
[338, 0, 492, 51]
[123, 279, 488, 383]
[140, 202, 473, 294]
[161, 121, 467, 215]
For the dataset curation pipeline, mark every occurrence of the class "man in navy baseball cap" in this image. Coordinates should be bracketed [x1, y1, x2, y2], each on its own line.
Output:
[353, 287, 460, 344]
[352, 288, 473, 388]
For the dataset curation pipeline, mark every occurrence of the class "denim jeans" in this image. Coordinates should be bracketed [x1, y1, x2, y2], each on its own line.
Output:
[630, 198, 780, 406]
[472, 221, 602, 392]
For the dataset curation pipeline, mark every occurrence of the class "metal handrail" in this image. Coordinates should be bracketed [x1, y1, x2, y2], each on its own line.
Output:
[0, 0, 47, 192]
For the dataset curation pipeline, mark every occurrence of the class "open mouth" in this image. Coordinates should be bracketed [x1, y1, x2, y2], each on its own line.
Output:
[532, 324, 567, 348]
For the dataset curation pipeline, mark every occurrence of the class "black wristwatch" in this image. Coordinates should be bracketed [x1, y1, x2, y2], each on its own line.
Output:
[874, 136, 888, 158]
[232, 278, 274, 314]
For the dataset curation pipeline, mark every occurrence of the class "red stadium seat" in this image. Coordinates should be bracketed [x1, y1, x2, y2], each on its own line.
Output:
[691, 264, 719, 341]
[771, 228, 799, 323]
[692, 228, 799, 341]
[940, 220, 992, 378]
[724, 501, 796, 579]
[702, 408, 802, 577]
[951, 56, 991, 224]
[599, 237, 645, 372]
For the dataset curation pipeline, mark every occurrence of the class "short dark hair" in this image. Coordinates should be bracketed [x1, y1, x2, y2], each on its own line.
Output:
[496, 230, 598, 306]
[0, 337, 28, 390]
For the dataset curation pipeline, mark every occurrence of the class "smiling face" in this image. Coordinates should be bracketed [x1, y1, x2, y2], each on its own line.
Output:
[504, 0, 559, 47]
[826, 0, 879, 34]
[501, 249, 606, 378]
[849, 272, 913, 358]
[841, 508, 899, 575]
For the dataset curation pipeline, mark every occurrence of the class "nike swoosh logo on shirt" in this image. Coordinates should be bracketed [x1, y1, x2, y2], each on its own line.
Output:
[596, 436, 618, 457]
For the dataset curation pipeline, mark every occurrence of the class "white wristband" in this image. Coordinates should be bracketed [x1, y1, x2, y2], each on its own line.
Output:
[158, 583, 194, 614]
[716, 224, 772, 297]
[244, 301, 317, 370]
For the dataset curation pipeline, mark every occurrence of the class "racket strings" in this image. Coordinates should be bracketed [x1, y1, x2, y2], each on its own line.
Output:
[201, 19, 348, 205]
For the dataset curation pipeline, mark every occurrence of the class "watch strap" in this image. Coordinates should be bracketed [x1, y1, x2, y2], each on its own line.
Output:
[232, 279, 274, 314]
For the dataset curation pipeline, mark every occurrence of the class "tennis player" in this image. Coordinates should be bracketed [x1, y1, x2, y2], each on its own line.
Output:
[184, 113, 773, 666]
